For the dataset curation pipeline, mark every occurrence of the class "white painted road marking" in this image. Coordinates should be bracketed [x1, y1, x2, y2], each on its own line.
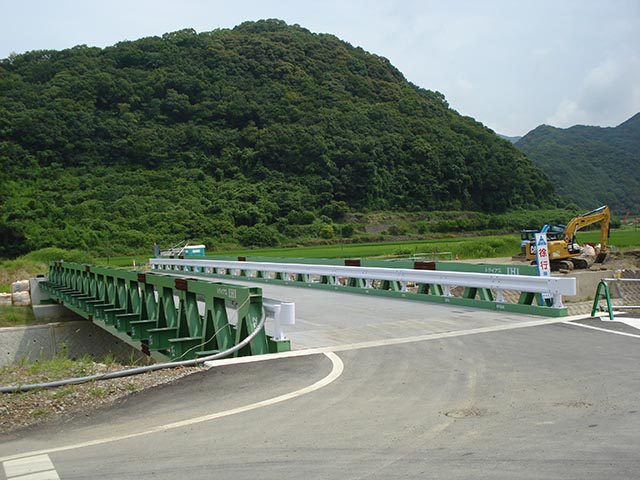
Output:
[564, 320, 640, 338]
[2, 314, 636, 465]
[0, 352, 344, 464]
[205, 316, 574, 368]
[3, 454, 60, 479]
[614, 317, 640, 330]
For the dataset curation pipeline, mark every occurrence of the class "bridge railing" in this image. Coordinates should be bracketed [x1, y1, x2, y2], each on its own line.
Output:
[40, 262, 291, 362]
[150, 258, 576, 317]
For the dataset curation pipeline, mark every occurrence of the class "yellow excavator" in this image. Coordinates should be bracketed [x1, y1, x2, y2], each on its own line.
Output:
[525, 205, 611, 270]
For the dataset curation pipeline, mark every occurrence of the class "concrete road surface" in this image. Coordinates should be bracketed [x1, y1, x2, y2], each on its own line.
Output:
[1, 286, 639, 479]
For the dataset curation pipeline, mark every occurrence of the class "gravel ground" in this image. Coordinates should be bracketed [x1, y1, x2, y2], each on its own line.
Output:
[0, 363, 202, 435]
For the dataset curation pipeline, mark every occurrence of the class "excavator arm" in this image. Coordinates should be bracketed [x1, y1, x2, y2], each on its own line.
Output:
[524, 205, 611, 268]
[561, 205, 611, 253]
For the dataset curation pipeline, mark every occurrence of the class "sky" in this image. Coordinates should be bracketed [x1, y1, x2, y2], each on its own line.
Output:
[1, 0, 638, 136]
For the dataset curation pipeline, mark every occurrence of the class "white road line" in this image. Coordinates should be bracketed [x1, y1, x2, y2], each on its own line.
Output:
[0, 352, 344, 464]
[563, 321, 640, 339]
[205, 316, 572, 368]
[2, 314, 628, 464]
[3, 454, 60, 479]
[325, 317, 569, 353]
[5, 472, 60, 480]
[616, 317, 640, 330]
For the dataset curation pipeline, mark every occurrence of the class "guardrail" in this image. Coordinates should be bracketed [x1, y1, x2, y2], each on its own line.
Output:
[191, 255, 539, 276]
[591, 277, 640, 320]
[150, 258, 576, 317]
[39, 262, 291, 362]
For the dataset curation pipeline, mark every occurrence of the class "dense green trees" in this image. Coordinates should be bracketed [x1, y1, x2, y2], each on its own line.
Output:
[516, 113, 640, 215]
[0, 20, 558, 257]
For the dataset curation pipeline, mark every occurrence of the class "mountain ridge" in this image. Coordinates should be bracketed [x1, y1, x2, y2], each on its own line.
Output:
[515, 113, 640, 214]
[0, 19, 558, 256]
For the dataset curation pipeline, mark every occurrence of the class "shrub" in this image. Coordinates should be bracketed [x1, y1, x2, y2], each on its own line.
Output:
[415, 222, 428, 234]
[341, 224, 355, 238]
[236, 224, 281, 247]
[387, 225, 407, 236]
[286, 210, 316, 225]
[319, 224, 334, 239]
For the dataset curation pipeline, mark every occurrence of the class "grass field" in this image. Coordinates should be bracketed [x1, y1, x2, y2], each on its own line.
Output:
[577, 228, 640, 249]
[91, 227, 639, 266]
[94, 235, 520, 265]
[212, 235, 519, 260]
[202, 228, 640, 261]
[0, 306, 38, 327]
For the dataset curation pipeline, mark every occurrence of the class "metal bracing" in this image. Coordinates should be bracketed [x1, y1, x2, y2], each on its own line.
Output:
[40, 262, 291, 362]
[150, 258, 576, 317]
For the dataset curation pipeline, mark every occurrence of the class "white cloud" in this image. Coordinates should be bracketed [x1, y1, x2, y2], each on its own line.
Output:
[546, 51, 640, 128]
[547, 100, 581, 127]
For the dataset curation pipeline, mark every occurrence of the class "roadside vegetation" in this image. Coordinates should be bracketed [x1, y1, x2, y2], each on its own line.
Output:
[0, 248, 93, 293]
[577, 227, 640, 250]
[0, 226, 634, 272]
[207, 234, 520, 260]
[0, 306, 38, 327]
[0, 349, 197, 434]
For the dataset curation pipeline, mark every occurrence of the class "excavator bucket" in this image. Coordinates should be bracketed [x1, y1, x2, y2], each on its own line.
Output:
[595, 251, 608, 264]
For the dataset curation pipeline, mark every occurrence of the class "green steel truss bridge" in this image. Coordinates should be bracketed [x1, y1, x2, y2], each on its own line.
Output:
[37, 257, 575, 363]
[39, 262, 292, 363]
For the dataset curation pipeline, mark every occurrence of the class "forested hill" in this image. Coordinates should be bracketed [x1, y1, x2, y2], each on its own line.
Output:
[0, 19, 557, 257]
[515, 113, 640, 214]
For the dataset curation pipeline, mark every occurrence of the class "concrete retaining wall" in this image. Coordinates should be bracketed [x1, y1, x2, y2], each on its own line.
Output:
[0, 277, 150, 367]
[0, 320, 149, 367]
[569, 269, 617, 302]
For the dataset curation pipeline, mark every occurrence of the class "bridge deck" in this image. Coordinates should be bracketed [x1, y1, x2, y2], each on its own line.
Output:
[237, 281, 577, 349]
[2, 287, 639, 479]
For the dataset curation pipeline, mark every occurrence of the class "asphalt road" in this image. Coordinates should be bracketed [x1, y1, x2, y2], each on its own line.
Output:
[1, 287, 639, 479]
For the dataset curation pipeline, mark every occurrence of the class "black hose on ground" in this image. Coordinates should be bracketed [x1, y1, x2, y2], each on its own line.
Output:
[0, 313, 267, 393]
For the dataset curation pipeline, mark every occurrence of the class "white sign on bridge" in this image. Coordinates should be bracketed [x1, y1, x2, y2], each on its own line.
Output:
[534, 233, 552, 300]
